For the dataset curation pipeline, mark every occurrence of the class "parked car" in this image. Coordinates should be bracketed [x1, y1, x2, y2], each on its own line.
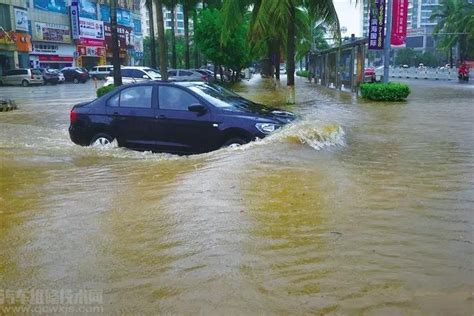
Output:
[34, 68, 60, 85]
[168, 69, 206, 82]
[104, 66, 161, 86]
[0, 68, 43, 86]
[56, 70, 65, 83]
[89, 65, 113, 80]
[61, 67, 89, 83]
[193, 69, 215, 82]
[69, 81, 295, 154]
[364, 67, 376, 82]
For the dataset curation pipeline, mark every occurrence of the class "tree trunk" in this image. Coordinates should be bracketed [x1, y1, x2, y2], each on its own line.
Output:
[156, 0, 168, 79]
[286, 4, 296, 104]
[183, 5, 190, 68]
[274, 40, 280, 81]
[170, 0, 177, 68]
[110, 0, 122, 86]
[146, 0, 157, 69]
[449, 45, 453, 68]
[193, 11, 199, 68]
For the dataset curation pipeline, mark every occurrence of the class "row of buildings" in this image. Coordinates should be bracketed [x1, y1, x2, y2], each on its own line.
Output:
[0, 0, 144, 76]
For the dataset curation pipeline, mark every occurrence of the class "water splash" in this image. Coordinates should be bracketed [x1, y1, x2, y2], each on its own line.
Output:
[281, 122, 345, 150]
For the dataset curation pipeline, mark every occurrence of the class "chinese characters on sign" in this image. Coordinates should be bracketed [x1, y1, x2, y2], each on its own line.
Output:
[70, 1, 80, 40]
[368, 0, 386, 50]
[391, 0, 408, 47]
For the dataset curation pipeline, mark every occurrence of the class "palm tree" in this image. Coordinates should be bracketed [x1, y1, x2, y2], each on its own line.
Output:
[110, 0, 122, 85]
[155, 0, 168, 79]
[431, 0, 474, 64]
[222, 0, 339, 103]
[164, 0, 177, 68]
[144, 0, 157, 68]
[180, 0, 199, 69]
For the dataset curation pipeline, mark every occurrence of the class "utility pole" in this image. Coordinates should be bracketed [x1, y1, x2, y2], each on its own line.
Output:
[383, 0, 393, 83]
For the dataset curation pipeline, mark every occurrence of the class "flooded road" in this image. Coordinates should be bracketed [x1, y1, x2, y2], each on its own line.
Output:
[1, 78, 473, 314]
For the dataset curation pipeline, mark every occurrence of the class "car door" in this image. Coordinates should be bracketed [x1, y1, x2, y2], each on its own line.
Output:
[156, 85, 220, 153]
[106, 85, 159, 150]
[3, 70, 15, 85]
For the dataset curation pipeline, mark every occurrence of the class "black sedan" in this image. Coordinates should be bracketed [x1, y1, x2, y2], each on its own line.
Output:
[61, 67, 89, 83]
[69, 82, 295, 154]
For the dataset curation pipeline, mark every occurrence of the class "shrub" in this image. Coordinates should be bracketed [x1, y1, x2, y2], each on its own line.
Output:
[96, 84, 116, 97]
[360, 82, 410, 101]
[296, 70, 309, 78]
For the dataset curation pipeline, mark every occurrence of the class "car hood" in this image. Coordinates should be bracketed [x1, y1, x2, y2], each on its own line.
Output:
[221, 104, 295, 124]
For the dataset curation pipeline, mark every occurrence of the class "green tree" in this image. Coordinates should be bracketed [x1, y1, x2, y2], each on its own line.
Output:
[155, 0, 168, 79]
[195, 9, 252, 81]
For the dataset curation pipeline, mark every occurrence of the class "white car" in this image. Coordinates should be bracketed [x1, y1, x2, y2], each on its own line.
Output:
[90, 65, 114, 80]
[104, 66, 161, 86]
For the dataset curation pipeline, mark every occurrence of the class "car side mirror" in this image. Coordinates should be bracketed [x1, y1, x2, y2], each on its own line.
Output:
[143, 75, 150, 79]
[188, 104, 207, 115]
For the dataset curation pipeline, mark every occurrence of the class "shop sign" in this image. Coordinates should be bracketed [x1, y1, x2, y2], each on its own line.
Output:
[33, 22, 71, 43]
[15, 32, 32, 52]
[33, 0, 67, 14]
[78, 38, 105, 47]
[32, 43, 76, 56]
[117, 9, 132, 27]
[391, 0, 409, 47]
[77, 46, 105, 57]
[79, 18, 105, 40]
[70, 1, 80, 40]
[14, 7, 29, 32]
[104, 23, 133, 51]
[38, 55, 73, 62]
[368, 0, 386, 50]
[80, 0, 98, 20]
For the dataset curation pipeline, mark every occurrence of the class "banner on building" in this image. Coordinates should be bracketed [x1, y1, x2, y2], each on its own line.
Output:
[80, 0, 98, 20]
[70, 1, 80, 40]
[33, 0, 67, 14]
[104, 23, 133, 57]
[15, 32, 32, 52]
[99, 4, 110, 22]
[117, 9, 132, 27]
[79, 18, 105, 40]
[33, 23, 71, 43]
[391, 0, 408, 47]
[14, 7, 29, 32]
[368, 0, 386, 50]
[77, 45, 105, 57]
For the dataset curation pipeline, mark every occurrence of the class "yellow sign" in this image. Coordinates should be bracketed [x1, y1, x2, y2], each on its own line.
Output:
[76, 56, 83, 67]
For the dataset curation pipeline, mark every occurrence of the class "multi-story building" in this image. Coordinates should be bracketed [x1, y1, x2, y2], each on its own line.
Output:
[0, 0, 143, 75]
[141, 3, 192, 38]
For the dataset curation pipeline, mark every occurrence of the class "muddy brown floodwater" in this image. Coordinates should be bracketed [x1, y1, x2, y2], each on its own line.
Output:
[0, 78, 473, 314]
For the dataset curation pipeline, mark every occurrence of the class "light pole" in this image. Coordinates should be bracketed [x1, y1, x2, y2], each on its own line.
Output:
[383, 0, 393, 83]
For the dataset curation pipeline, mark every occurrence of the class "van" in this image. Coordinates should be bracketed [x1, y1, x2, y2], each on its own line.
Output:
[0, 68, 44, 86]
[89, 65, 114, 80]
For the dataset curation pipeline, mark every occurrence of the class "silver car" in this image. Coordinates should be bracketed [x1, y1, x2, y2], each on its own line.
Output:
[104, 66, 161, 86]
[90, 65, 114, 80]
[168, 69, 205, 81]
[0, 68, 44, 86]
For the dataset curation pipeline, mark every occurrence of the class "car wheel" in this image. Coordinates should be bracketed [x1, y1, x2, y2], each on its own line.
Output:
[73, 78, 79, 84]
[90, 133, 114, 147]
[222, 137, 248, 148]
[22, 80, 29, 87]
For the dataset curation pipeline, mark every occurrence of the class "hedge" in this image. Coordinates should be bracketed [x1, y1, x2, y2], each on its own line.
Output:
[296, 70, 309, 78]
[96, 84, 116, 97]
[360, 82, 410, 101]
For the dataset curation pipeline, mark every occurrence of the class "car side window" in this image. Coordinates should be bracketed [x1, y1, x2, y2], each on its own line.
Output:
[168, 70, 177, 76]
[180, 71, 192, 76]
[120, 86, 153, 108]
[121, 69, 131, 77]
[133, 70, 145, 78]
[159, 86, 200, 111]
[107, 93, 119, 107]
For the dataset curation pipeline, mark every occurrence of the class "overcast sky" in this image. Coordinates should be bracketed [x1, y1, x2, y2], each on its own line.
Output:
[333, 0, 363, 37]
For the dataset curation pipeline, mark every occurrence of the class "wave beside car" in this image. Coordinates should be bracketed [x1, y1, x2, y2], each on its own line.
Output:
[69, 81, 295, 154]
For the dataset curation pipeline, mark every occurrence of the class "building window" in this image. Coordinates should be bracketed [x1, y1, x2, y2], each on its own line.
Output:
[0, 4, 12, 30]
[178, 21, 184, 28]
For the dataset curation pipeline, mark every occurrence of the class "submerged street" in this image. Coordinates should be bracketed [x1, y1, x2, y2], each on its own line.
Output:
[0, 78, 473, 314]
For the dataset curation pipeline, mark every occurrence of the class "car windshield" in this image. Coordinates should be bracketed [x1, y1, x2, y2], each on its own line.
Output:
[144, 68, 161, 78]
[189, 83, 272, 112]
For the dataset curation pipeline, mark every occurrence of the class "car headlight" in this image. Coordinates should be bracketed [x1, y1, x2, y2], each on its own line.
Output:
[255, 123, 279, 134]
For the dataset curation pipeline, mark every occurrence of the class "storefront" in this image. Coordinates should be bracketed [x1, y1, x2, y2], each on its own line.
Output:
[0, 31, 17, 75]
[77, 18, 106, 69]
[30, 43, 75, 68]
[30, 22, 75, 69]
